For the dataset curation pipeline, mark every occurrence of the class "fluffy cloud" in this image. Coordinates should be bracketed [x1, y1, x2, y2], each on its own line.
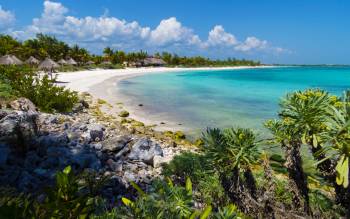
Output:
[8, 0, 287, 56]
[206, 25, 238, 47]
[0, 5, 15, 29]
[235, 37, 268, 52]
[149, 17, 200, 47]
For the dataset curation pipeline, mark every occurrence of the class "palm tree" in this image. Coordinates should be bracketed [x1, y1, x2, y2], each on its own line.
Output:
[202, 127, 261, 213]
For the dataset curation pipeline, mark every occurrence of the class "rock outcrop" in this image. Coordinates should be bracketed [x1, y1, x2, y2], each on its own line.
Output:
[0, 97, 187, 197]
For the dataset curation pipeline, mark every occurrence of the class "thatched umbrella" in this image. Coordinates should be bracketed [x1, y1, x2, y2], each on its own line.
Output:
[25, 56, 40, 65]
[38, 58, 59, 71]
[0, 55, 23, 65]
[57, 59, 67, 65]
[66, 58, 77, 66]
[143, 57, 166, 66]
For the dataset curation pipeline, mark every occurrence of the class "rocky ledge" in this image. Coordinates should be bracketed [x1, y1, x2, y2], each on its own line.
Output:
[0, 96, 194, 199]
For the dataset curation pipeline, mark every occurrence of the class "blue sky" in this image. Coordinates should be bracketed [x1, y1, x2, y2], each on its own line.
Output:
[0, 0, 349, 64]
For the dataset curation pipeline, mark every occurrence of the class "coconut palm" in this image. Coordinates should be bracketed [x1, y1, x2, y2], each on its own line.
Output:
[202, 127, 261, 213]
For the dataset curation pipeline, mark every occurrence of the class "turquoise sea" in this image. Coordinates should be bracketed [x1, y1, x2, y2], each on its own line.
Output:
[117, 66, 350, 135]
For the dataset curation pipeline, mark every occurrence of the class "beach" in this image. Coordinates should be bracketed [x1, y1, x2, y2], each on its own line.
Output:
[55, 66, 271, 132]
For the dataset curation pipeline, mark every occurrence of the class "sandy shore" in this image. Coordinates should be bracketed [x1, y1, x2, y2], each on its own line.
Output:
[55, 66, 272, 132]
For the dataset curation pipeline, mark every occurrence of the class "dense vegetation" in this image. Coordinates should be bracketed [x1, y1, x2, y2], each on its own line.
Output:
[0, 34, 260, 67]
[1, 87, 349, 218]
[0, 66, 78, 112]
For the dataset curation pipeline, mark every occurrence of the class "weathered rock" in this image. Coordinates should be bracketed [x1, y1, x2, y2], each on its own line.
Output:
[37, 133, 69, 149]
[106, 159, 123, 172]
[88, 124, 105, 141]
[0, 143, 10, 165]
[0, 111, 38, 150]
[128, 138, 163, 165]
[10, 98, 37, 113]
[102, 135, 131, 152]
[72, 103, 84, 113]
[114, 147, 130, 160]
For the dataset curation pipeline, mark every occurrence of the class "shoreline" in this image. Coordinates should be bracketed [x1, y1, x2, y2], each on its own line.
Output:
[55, 66, 274, 132]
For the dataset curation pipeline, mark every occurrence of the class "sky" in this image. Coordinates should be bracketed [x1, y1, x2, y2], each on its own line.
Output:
[0, 0, 349, 64]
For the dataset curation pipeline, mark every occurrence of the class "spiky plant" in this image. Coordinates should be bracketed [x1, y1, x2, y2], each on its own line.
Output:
[202, 127, 261, 213]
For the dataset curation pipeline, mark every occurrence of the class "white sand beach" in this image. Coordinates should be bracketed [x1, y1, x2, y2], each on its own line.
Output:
[55, 66, 271, 132]
[55, 66, 268, 92]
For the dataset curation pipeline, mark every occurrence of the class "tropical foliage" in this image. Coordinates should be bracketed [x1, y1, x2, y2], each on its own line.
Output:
[0, 34, 260, 67]
[0, 65, 78, 112]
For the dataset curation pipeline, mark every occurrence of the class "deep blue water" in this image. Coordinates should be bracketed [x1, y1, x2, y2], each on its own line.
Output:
[117, 66, 350, 135]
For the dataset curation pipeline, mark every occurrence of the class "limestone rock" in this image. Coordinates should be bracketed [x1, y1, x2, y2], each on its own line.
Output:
[128, 138, 163, 165]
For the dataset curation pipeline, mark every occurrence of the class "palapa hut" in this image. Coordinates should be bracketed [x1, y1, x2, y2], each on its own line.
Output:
[0, 55, 23, 65]
[39, 58, 59, 72]
[25, 56, 40, 65]
[66, 58, 77, 66]
[142, 57, 166, 67]
[57, 59, 67, 65]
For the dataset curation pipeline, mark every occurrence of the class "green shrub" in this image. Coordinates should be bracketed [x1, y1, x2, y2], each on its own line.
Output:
[0, 82, 14, 100]
[162, 152, 208, 183]
[0, 65, 78, 112]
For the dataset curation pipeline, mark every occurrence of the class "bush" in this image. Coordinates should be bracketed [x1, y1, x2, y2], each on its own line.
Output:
[0, 65, 78, 112]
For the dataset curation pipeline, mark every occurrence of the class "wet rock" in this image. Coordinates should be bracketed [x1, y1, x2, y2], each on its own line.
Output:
[128, 138, 163, 165]
[102, 135, 131, 152]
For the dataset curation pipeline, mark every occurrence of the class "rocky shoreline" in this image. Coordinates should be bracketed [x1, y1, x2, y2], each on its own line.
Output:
[0, 93, 196, 201]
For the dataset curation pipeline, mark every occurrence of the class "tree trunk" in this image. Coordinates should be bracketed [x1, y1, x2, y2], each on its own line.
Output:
[309, 139, 350, 216]
[283, 140, 311, 215]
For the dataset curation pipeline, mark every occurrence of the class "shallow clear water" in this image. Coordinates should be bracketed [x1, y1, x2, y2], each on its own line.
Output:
[117, 66, 350, 135]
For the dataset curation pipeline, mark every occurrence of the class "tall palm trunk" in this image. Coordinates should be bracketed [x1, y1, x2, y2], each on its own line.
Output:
[283, 140, 311, 215]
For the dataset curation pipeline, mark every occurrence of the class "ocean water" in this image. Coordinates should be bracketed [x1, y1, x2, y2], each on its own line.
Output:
[117, 66, 350, 135]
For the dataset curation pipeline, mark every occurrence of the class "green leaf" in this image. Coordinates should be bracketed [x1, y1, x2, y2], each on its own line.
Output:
[336, 155, 349, 188]
[312, 134, 318, 147]
[185, 177, 192, 195]
[200, 205, 212, 219]
[130, 181, 145, 196]
[63, 166, 71, 175]
[121, 197, 133, 207]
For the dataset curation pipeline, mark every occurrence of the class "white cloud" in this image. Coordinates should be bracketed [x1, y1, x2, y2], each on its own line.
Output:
[7, 0, 288, 57]
[0, 5, 15, 29]
[235, 36, 268, 52]
[206, 25, 238, 47]
[148, 17, 200, 47]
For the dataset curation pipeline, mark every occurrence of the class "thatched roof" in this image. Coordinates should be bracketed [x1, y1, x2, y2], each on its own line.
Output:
[57, 59, 67, 65]
[0, 55, 23, 65]
[38, 58, 59, 70]
[86, 60, 95, 65]
[143, 57, 166, 66]
[25, 56, 40, 65]
[66, 58, 77, 65]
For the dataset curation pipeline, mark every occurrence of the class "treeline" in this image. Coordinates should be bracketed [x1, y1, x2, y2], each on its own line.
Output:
[0, 34, 261, 67]
[157, 52, 261, 67]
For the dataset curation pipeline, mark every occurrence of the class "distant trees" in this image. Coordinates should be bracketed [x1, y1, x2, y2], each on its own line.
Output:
[0, 33, 261, 67]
